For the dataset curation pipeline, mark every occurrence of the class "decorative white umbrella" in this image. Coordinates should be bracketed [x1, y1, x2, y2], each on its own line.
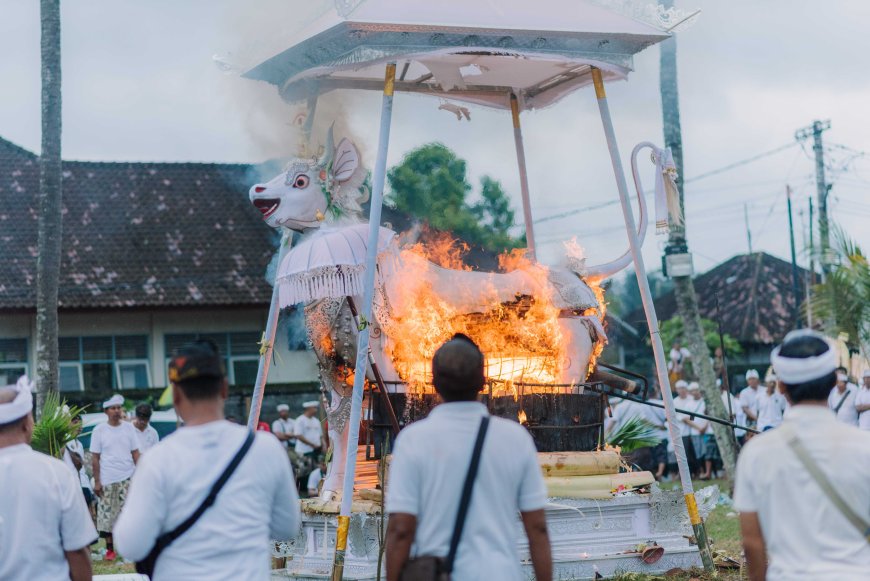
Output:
[275, 224, 395, 306]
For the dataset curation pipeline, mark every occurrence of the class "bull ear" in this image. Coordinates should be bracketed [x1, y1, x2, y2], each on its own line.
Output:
[332, 138, 360, 183]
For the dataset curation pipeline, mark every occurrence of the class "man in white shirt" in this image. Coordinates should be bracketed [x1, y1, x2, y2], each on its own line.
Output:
[827, 372, 859, 426]
[0, 376, 97, 581]
[683, 383, 707, 477]
[735, 330, 870, 581]
[91, 393, 140, 561]
[62, 412, 95, 519]
[307, 459, 327, 497]
[719, 379, 745, 440]
[272, 403, 296, 449]
[668, 340, 691, 383]
[855, 369, 870, 431]
[673, 379, 699, 476]
[386, 334, 551, 581]
[739, 370, 761, 439]
[757, 373, 788, 431]
[132, 403, 160, 454]
[114, 339, 299, 580]
[293, 400, 323, 457]
[642, 388, 669, 480]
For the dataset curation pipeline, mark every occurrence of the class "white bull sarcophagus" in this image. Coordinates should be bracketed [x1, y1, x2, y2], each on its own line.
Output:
[250, 127, 670, 499]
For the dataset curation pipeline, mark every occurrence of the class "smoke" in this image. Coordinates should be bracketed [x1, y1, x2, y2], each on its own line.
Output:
[214, 0, 365, 169]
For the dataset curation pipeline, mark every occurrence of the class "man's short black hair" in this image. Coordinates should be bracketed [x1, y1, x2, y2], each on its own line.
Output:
[171, 339, 225, 401]
[135, 403, 153, 419]
[779, 334, 836, 404]
[432, 334, 485, 402]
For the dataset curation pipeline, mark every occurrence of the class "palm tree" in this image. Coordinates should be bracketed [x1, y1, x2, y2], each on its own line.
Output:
[35, 0, 63, 415]
[809, 227, 870, 360]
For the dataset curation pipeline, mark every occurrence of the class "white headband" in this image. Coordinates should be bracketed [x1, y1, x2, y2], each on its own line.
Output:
[0, 376, 34, 424]
[771, 331, 838, 384]
[302, 400, 319, 408]
[276, 404, 289, 412]
[675, 380, 688, 389]
[103, 394, 124, 409]
[745, 369, 759, 380]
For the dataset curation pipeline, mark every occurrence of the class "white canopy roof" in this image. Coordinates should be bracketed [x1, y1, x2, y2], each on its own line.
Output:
[243, 0, 677, 110]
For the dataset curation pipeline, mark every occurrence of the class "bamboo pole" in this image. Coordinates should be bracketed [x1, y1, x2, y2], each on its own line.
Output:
[590, 67, 714, 571]
[510, 93, 537, 260]
[331, 62, 397, 581]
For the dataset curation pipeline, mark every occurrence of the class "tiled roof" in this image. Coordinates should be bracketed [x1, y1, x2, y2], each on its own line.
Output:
[635, 252, 810, 345]
[0, 137, 278, 309]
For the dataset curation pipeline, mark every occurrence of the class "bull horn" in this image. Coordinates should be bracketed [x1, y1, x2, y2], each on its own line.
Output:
[318, 123, 336, 168]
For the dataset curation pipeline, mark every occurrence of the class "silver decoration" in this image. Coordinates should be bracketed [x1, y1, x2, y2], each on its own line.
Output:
[587, 0, 700, 32]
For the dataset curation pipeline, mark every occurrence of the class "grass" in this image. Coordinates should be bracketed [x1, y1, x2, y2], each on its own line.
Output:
[90, 539, 135, 576]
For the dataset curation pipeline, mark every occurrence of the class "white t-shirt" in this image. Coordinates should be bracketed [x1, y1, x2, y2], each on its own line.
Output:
[134, 424, 160, 454]
[62, 438, 92, 490]
[307, 467, 322, 494]
[721, 391, 746, 438]
[0, 444, 98, 581]
[642, 399, 668, 440]
[686, 398, 706, 436]
[293, 414, 323, 455]
[668, 347, 691, 371]
[734, 405, 870, 580]
[828, 386, 859, 426]
[114, 421, 300, 581]
[271, 417, 295, 449]
[739, 386, 759, 422]
[387, 402, 547, 581]
[674, 395, 693, 437]
[757, 391, 788, 430]
[855, 386, 870, 431]
[609, 399, 647, 435]
[90, 421, 139, 485]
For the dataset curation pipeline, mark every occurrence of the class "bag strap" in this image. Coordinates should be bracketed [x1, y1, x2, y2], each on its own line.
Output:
[833, 389, 851, 414]
[444, 415, 490, 573]
[781, 424, 870, 543]
[153, 430, 256, 551]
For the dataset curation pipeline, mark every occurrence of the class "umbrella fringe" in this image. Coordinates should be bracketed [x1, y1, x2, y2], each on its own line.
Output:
[279, 265, 367, 304]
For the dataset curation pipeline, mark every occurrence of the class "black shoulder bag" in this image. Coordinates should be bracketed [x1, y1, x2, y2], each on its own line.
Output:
[136, 430, 256, 577]
[399, 415, 490, 581]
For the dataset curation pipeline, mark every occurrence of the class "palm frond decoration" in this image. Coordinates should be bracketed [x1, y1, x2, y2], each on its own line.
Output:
[31, 392, 88, 459]
[606, 416, 661, 454]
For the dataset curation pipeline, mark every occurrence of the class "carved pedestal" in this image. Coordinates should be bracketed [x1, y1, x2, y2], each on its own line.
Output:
[271, 486, 714, 580]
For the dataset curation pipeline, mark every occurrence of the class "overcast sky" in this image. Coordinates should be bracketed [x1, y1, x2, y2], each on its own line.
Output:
[1, 0, 868, 278]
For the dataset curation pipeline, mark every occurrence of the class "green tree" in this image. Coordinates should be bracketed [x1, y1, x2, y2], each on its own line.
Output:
[657, 316, 743, 357]
[387, 143, 523, 253]
[808, 227, 870, 357]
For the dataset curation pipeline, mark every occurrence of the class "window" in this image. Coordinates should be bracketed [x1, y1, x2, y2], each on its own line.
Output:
[0, 338, 28, 385]
[59, 336, 150, 391]
[164, 332, 261, 386]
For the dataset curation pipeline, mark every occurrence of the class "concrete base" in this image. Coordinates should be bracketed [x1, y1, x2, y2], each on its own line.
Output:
[271, 485, 717, 580]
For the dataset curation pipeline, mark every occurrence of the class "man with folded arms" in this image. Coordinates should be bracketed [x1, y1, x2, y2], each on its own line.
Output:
[90, 393, 139, 561]
[735, 330, 870, 580]
[0, 376, 97, 581]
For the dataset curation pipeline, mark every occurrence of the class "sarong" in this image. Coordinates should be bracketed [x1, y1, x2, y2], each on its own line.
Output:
[97, 479, 130, 533]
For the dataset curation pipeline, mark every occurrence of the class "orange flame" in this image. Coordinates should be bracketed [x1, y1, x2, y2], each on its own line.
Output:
[379, 237, 607, 394]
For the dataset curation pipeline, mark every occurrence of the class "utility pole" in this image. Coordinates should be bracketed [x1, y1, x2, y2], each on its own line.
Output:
[660, 0, 737, 559]
[807, 196, 815, 327]
[795, 120, 831, 275]
[743, 203, 753, 254]
[786, 186, 801, 328]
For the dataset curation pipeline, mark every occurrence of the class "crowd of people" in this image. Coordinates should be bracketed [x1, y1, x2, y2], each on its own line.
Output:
[609, 346, 870, 482]
[0, 331, 868, 580]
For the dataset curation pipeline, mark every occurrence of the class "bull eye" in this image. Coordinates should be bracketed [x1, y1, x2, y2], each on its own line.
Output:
[293, 174, 310, 189]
